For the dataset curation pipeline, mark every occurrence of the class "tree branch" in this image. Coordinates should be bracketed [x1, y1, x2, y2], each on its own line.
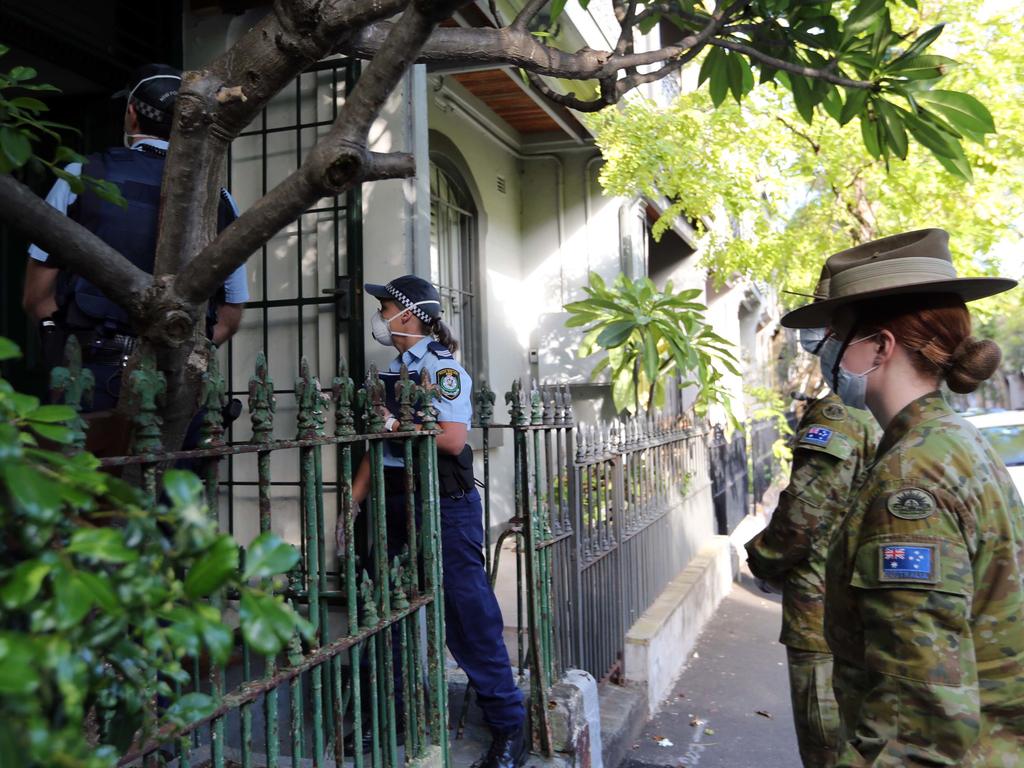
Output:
[0, 175, 152, 321]
[775, 116, 820, 153]
[511, 0, 549, 31]
[176, 1, 460, 305]
[709, 37, 876, 89]
[153, 0, 414, 283]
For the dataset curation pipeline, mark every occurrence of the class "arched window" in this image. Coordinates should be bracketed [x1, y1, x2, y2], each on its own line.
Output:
[429, 161, 480, 378]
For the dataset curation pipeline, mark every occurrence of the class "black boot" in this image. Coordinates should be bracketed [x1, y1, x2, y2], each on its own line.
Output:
[470, 727, 526, 768]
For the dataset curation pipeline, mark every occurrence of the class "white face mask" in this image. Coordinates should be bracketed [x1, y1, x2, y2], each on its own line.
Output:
[370, 300, 439, 347]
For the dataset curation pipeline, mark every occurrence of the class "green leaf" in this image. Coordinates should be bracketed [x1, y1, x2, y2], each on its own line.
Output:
[595, 320, 636, 349]
[915, 90, 995, 136]
[611, 369, 635, 414]
[28, 422, 74, 444]
[0, 126, 32, 168]
[3, 463, 62, 522]
[0, 634, 37, 694]
[7, 66, 38, 82]
[0, 338, 21, 361]
[698, 46, 722, 87]
[549, 0, 568, 22]
[875, 100, 908, 160]
[7, 96, 47, 113]
[859, 112, 882, 158]
[52, 568, 95, 629]
[243, 533, 300, 581]
[886, 54, 957, 80]
[0, 560, 51, 608]
[200, 616, 234, 666]
[240, 592, 301, 656]
[164, 469, 205, 509]
[25, 404, 76, 423]
[637, 10, 661, 35]
[164, 692, 218, 728]
[642, 333, 660, 381]
[843, 0, 886, 37]
[76, 571, 121, 614]
[890, 23, 944, 66]
[840, 87, 870, 125]
[184, 536, 239, 599]
[68, 528, 139, 564]
[905, 113, 972, 181]
[724, 52, 753, 103]
[788, 74, 815, 125]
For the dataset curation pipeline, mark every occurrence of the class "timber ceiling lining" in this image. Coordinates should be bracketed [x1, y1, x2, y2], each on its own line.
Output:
[452, 70, 561, 134]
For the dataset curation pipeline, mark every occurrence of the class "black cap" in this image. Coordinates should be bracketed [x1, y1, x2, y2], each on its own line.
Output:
[365, 275, 442, 324]
[113, 64, 182, 126]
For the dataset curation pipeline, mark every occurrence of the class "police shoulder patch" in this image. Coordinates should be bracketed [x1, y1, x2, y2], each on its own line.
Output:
[799, 425, 833, 447]
[822, 403, 847, 421]
[878, 543, 937, 582]
[887, 488, 936, 520]
[436, 367, 461, 400]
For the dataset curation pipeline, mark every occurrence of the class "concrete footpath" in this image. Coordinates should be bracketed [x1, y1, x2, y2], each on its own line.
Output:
[620, 566, 799, 768]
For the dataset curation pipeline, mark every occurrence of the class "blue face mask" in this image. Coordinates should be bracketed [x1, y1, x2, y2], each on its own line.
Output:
[818, 333, 879, 410]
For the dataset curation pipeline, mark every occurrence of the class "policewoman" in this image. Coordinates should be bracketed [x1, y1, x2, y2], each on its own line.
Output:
[351, 275, 525, 768]
[782, 229, 1024, 766]
[746, 270, 880, 768]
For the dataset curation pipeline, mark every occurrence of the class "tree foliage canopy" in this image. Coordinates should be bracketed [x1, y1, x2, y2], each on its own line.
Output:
[591, 0, 1021, 309]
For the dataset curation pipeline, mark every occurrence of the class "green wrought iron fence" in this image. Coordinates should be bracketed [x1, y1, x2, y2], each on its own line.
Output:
[53, 342, 449, 768]
[710, 425, 749, 535]
[472, 380, 716, 750]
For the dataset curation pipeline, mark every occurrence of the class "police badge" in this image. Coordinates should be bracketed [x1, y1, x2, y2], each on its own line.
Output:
[436, 367, 461, 400]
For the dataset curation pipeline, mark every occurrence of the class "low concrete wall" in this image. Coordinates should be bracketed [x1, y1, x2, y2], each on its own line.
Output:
[622, 535, 735, 715]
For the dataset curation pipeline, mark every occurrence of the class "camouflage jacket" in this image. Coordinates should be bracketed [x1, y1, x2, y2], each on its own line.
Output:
[746, 394, 879, 652]
[825, 392, 1024, 766]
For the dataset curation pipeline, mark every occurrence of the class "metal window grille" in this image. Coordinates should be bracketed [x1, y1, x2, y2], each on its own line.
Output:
[221, 58, 365, 573]
[428, 162, 478, 379]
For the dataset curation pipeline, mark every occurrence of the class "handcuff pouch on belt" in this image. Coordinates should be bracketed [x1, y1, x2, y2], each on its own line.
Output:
[437, 444, 475, 500]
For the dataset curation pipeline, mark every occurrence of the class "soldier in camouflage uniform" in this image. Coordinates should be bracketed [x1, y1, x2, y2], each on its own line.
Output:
[783, 228, 1024, 766]
[746, 391, 878, 767]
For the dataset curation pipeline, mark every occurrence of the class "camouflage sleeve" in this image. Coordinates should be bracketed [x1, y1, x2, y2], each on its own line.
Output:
[745, 442, 851, 580]
[837, 491, 979, 766]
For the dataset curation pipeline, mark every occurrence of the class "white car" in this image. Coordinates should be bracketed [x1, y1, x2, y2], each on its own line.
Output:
[965, 410, 1024, 499]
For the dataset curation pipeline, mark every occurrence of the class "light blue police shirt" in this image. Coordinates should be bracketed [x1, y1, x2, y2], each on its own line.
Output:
[382, 336, 472, 467]
[27, 138, 249, 304]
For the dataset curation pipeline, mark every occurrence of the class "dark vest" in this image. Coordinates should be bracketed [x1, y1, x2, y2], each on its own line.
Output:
[64, 147, 235, 333]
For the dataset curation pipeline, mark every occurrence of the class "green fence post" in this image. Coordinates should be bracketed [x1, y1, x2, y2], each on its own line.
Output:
[128, 350, 165, 505]
[417, 386, 449, 768]
[49, 336, 93, 453]
[332, 356, 359, 768]
[297, 357, 328, 766]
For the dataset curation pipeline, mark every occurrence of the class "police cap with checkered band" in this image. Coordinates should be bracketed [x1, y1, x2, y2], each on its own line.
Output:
[365, 275, 443, 324]
[112, 64, 182, 128]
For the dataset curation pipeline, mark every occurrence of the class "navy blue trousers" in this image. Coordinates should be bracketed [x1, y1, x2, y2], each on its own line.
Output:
[385, 483, 524, 734]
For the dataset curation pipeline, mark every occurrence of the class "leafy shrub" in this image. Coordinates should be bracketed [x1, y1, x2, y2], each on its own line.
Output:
[0, 338, 307, 767]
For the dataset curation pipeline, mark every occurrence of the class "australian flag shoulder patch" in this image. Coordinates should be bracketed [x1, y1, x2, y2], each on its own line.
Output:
[800, 425, 834, 447]
[878, 543, 937, 582]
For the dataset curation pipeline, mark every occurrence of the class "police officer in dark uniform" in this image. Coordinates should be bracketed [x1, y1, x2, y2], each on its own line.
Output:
[350, 275, 526, 768]
[21, 63, 248, 411]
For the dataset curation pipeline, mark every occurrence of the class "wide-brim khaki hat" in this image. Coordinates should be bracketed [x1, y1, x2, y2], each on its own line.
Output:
[782, 228, 1017, 329]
